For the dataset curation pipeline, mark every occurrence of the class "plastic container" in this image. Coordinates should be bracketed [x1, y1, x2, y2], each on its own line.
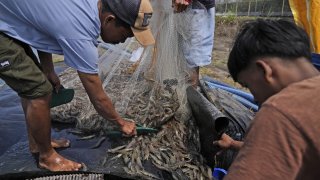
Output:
[213, 168, 228, 180]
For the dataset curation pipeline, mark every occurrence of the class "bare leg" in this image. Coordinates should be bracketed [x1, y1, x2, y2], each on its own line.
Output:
[21, 94, 82, 171]
[191, 66, 200, 88]
[22, 102, 70, 153]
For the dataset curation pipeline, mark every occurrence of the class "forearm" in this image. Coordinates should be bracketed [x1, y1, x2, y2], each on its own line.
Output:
[77, 71, 124, 126]
[38, 50, 54, 74]
[91, 93, 122, 123]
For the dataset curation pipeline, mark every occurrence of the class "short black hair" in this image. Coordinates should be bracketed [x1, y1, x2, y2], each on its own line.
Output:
[101, 0, 131, 28]
[228, 19, 311, 81]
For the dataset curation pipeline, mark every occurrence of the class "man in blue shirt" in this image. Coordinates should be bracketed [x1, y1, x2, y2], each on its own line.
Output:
[0, 0, 155, 171]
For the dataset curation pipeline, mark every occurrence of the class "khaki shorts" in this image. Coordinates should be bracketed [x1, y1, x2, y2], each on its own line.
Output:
[0, 33, 52, 99]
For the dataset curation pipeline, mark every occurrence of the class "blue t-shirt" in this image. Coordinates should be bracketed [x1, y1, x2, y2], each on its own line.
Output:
[0, 0, 100, 74]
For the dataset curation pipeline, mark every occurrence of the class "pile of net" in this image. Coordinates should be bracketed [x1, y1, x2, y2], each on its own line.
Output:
[50, 1, 253, 179]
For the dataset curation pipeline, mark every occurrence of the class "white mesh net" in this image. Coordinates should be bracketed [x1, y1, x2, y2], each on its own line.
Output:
[51, 1, 213, 179]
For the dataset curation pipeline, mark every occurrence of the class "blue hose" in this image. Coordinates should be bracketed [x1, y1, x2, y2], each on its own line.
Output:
[203, 76, 234, 88]
[206, 85, 258, 112]
[206, 81, 255, 104]
[232, 94, 259, 112]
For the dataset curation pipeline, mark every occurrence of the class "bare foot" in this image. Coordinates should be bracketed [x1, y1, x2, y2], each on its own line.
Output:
[51, 138, 70, 149]
[39, 150, 82, 171]
[30, 138, 70, 153]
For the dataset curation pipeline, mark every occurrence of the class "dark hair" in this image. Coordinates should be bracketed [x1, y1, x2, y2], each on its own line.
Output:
[101, 0, 131, 28]
[227, 18, 311, 81]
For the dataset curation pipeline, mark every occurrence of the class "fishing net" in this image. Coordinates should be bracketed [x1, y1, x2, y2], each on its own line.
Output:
[50, 1, 217, 179]
[51, 0, 216, 179]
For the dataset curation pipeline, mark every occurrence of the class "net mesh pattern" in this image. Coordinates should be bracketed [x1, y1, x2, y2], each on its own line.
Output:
[50, 1, 245, 179]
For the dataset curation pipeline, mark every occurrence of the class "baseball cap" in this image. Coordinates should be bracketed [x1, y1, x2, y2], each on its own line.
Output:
[105, 0, 155, 46]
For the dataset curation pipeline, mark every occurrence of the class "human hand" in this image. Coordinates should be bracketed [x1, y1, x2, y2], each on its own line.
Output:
[213, 133, 235, 150]
[172, 0, 191, 13]
[37, 51, 60, 92]
[119, 118, 137, 137]
[46, 71, 61, 93]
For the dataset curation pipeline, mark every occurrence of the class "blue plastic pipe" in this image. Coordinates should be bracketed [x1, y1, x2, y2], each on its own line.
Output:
[232, 94, 259, 112]
[206, 85, 258, 112]
[206, 81, 255, 104]
[203, 76, 234, 89]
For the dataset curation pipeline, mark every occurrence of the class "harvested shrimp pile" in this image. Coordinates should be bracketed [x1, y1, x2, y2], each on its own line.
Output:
[51, 63, 212, 179]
